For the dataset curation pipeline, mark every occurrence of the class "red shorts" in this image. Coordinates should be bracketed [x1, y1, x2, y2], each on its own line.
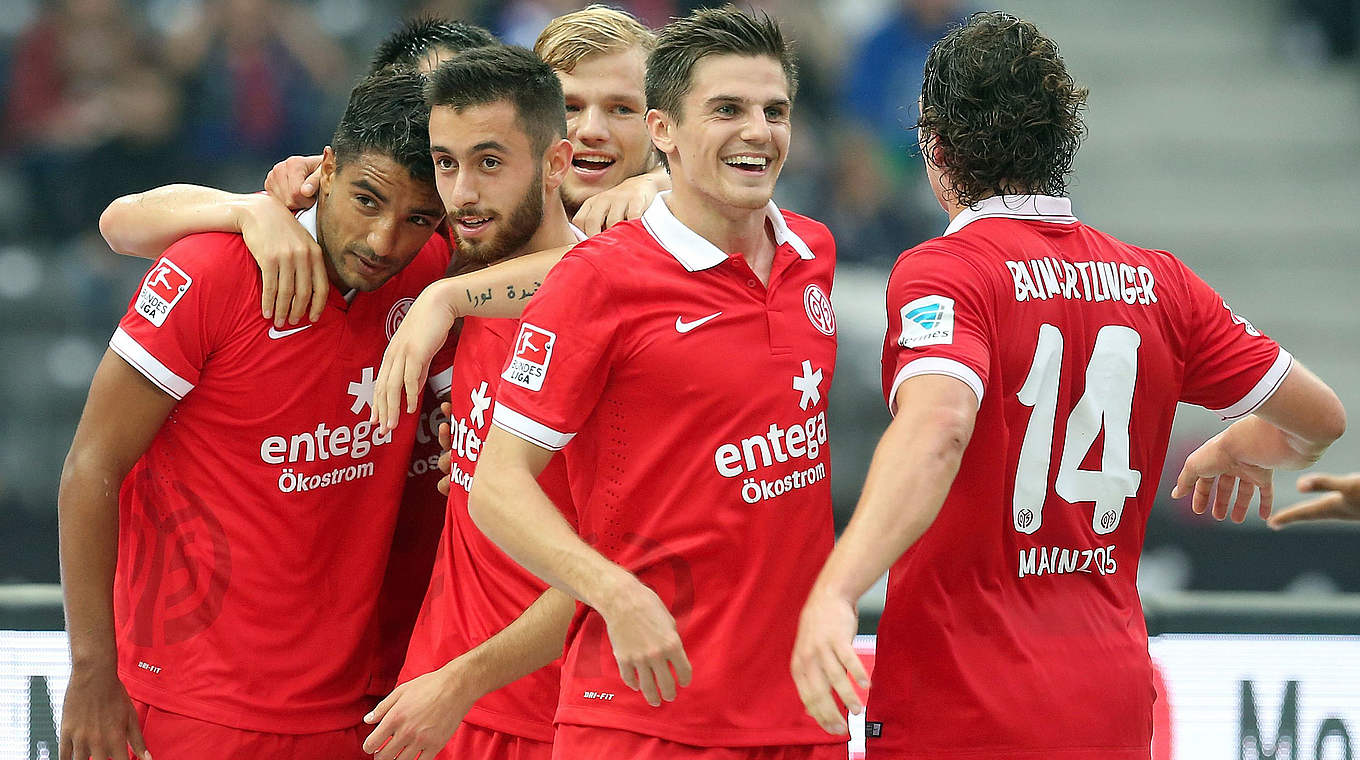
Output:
[552, 725, 848, 760]
[132, 700, 369, 759]
[433, 722, 553, 760]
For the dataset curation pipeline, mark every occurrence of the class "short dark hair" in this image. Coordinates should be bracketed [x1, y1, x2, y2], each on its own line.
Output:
[917, 12, 1088, 206]
[369, 15, 497, 72]
[424, 45, 566, 155]
[331, 66, 434, 184]
[645, 7, 798, 119]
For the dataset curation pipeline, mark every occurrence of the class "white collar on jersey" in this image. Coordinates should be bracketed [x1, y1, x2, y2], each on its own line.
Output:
[296, 205, 320, 241]
[296, 204, 357, 302]
[569, 223, 588, 242]
[639, 191, 815, 272]
[944, 194, 1077, 236]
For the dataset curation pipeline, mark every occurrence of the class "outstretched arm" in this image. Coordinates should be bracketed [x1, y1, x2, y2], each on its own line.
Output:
[372, 245, 572, 430]
[361, 588, 575, 760]
[1269, 473, 1360, 527]
[99, 185, 325, 326]
[1172, 361, 1346, 521]
[791, 374, 979, 735]
[58, 351, 179, 760]
[470, 428, 692, 707]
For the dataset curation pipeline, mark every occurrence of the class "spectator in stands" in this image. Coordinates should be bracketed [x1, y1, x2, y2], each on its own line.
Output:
[163, 0, 345, 180]
[843, 0, 971, 161]
[3, 0, 180, 239]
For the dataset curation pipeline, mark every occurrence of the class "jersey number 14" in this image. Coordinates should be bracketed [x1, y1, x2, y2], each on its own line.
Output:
[1013, 324, 1143, 536]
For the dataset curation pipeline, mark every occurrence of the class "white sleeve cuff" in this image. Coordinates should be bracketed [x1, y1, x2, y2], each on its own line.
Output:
[888, 357, 984, 416]
[1209, 348, 1294, 420]
[109, 327, 194, 400]
[428, 366, 453, 397]
[491, 403, 576, 451]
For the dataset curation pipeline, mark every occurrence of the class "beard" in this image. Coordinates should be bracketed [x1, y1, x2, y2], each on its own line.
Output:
[451, 172, 544, 271]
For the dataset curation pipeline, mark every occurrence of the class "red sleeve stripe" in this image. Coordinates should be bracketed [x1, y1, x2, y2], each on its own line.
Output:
[109, 327, 194, 400]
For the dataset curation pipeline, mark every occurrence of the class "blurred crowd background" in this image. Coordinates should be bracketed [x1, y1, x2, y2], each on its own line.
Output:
[2, 0, 1358, 606]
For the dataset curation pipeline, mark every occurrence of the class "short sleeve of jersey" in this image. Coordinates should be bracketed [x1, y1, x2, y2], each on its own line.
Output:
[110, 234, 248, 400]
[491, 251, 618, 451]
[1174, 258, 1291, 419]
[427, 331, 461, 398]
[881, 246, 993, 414]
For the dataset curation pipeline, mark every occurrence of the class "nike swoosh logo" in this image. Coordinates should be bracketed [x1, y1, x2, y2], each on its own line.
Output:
[675, 312, 723, 333]
[267, 325, 313, 339]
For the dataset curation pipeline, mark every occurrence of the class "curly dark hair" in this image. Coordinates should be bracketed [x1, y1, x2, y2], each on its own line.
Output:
[917, 12, 1088, 206]
[369, 15, 497, 73]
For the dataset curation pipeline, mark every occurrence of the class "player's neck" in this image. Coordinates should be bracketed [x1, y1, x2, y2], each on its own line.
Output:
[519, 196, 579, 258]
[665, 185, 776, 281]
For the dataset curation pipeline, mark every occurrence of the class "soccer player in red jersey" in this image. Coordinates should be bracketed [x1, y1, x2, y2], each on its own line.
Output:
[56, 67, 450, 760]
[358, 45, 585, 760]
[468, 9, 844, 760]
[790, 12, 1346, 759]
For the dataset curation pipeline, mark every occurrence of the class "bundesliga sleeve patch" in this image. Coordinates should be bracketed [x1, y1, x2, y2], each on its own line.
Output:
[135, 259, 193, 327]
[898, 295, 955, 348]
[502, 323, 556, 392]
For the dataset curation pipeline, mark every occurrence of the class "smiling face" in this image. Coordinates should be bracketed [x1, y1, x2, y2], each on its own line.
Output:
[649, 53, 791, 213]
[557, 47, 653, 215]
[314, 149, 445, 291]
[429, 101, 551, 267]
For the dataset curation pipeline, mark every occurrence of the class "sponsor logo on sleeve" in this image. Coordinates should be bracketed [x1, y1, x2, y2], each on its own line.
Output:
[898, 295, 955, 348]
[502, 323, 556, 391]
[135, 259, 192, 327]
[803, 283, 836, 336]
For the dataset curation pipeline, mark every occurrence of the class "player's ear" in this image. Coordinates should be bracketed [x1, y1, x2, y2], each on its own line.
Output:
[647, 108, 678, 167]
[319, 146, 337, 196]
[543, 138, 573, 194]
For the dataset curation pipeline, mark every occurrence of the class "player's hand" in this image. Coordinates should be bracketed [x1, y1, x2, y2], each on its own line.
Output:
[597, 578, 692, 707]
[436, 402, 453, 496]
[1171, 430, 1276, 522]
[239, 194, 327, 327]
[263, 153, 324, 210]
[372, 288, 458, 431]
[361, 666, 474, 760]
[1268, 472, 1360, 528]
[790, 587, 869, 735]
[571, 171, 667, 235]
[59, 665, 152, 760]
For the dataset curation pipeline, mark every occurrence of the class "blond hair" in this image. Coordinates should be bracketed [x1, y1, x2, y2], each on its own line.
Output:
[534, 5, 655, 73]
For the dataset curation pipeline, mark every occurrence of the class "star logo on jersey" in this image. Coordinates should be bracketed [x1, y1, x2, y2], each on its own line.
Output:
[347, 366, 376, 415]
[898, 295, 955, 348]
[469, 381, 492, 428]
[792, 360, 823, 410]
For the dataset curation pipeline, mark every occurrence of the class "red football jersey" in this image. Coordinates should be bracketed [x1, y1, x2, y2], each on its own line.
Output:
[110, 206, 452, 733]
[872, 196, 1290, 758]
[492, 195, 840, 747]
[399, 315, 576, 742]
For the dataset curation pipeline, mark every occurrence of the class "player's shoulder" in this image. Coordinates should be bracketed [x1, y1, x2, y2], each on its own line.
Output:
[553, 218, 651, 276]
[890, 234, 988, 282]
[152, 232, 263, 303]
[159, 231, 255, 274]
[777, 208, 835, 258]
